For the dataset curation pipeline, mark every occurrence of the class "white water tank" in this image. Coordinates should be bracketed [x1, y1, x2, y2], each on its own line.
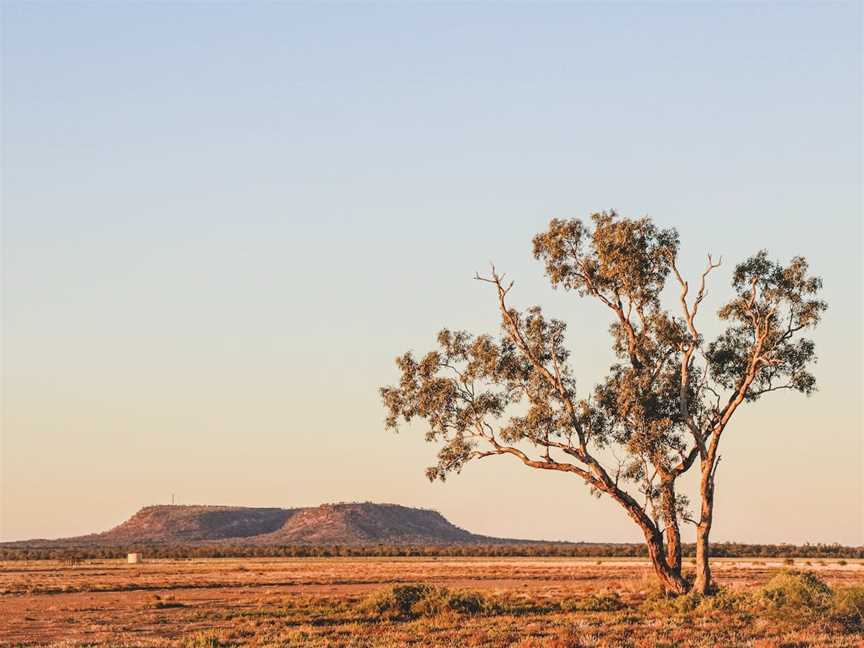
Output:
[127, 553, 142, 564]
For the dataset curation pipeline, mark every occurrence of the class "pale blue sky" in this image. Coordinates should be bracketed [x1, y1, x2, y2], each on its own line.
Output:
[2, 2, 861, 544]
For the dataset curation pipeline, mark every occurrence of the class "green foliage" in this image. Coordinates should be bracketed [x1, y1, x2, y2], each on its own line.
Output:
[708, 251, 826, 401]
[532, 212, 679, 306]
[758, 570, 832, 610]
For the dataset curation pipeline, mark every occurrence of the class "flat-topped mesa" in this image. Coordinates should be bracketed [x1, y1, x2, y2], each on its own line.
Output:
[6, 502, 538, 547]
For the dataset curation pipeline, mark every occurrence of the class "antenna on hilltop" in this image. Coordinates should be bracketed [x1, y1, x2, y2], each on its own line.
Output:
[171, 493, 175, 506]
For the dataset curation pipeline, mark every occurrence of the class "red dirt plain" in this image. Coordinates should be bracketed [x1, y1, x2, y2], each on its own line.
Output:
[1, 557, 862, 647]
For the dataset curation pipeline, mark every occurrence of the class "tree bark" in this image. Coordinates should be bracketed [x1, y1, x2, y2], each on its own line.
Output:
[694, 523, 712, 594]
[644, 528, 690, 595]
[694, 459, 716, 594]
[599, 472, 689, 595]
[660, 481, 682, 574]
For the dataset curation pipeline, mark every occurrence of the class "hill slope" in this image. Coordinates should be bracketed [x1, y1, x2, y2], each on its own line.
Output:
[93, 505, 293, 543]
[248, 503, 480, 545]
[6, 503, 526, 546]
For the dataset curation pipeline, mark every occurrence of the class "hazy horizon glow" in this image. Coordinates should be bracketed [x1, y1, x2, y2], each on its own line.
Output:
[1, 2, 861, 545]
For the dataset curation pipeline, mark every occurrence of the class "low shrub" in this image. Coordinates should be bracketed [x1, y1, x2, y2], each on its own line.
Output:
[758, 570, 832, 610]
[641, 589, 700, 615]
[360, 584, 432, 619]
[697, 587, 751, 613]
[562, 591, 625, 612]
[411, 588, 490, 616]
[831, 586, 864, 629]
[642, 586, 752, 616]
[359, 584, 491, 620]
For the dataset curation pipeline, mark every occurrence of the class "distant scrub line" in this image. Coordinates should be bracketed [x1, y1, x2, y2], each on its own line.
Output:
[2, 541, 862, 561]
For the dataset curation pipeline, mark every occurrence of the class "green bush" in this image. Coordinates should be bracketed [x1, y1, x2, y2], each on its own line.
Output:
[360, 584, 490, 620]
[361, 584, 433, 619]
[411, 588, 490, 616]
[759, 570, 832, 610]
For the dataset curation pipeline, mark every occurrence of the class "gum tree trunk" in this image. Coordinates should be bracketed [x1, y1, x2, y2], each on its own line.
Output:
[644, 528, 690, 595]
[694, 460, 716, 594]
[602, 471, 690, 595]
[660, 481, 683, 574]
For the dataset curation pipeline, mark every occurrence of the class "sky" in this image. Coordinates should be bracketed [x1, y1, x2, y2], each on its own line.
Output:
[1, 2, 861, 545]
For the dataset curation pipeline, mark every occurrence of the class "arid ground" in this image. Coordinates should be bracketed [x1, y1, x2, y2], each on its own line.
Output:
[2, 557, 862, 647]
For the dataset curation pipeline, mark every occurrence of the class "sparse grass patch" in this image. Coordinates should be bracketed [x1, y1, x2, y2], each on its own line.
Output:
[181, 632, 223, 648]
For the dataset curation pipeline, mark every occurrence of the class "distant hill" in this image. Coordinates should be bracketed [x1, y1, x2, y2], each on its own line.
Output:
[5, 502, 534, 547]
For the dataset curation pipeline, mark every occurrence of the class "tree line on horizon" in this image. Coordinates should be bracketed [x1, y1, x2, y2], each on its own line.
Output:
[2, 542, 861, 562]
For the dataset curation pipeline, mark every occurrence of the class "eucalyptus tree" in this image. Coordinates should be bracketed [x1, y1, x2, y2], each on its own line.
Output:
[380, 212, 824, 594]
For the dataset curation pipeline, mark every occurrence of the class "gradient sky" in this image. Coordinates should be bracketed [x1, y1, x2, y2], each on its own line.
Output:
[1, 2, 861, 545]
